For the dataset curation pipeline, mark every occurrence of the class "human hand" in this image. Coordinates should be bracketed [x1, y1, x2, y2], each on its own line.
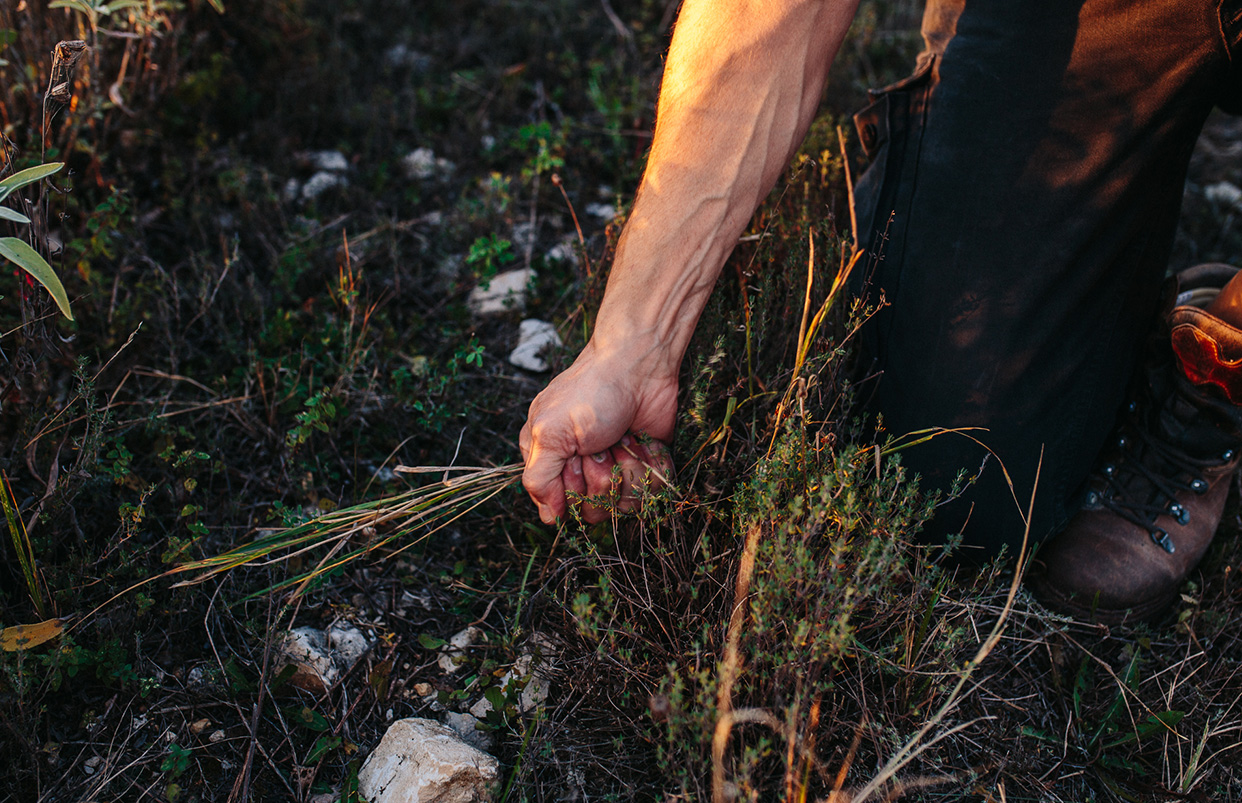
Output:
[519, 337, 677, 524]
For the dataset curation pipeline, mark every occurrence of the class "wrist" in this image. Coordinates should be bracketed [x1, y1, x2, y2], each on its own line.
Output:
[587, 319, 684, 381]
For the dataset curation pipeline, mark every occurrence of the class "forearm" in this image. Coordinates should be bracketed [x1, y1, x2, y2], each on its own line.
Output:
[592, 0, 860, 370]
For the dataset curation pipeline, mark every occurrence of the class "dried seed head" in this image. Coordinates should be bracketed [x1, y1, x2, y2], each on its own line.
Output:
[47, 40, 88, 106]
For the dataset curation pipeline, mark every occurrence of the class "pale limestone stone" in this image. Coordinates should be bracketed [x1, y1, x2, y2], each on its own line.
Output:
[584, 201, 617, 221]
[467, 635, 555, 719]
[280, 627, 339, 693]
[301, 171, 347, 201]
[402, 148, 455, 181]
[309, 150, 349, 172]
[1206, 181, 1242, 210]
[438, 626, 482, 674]
[467, 268, 535, 315]
[358, 718, 498, 803]
[443, 711, 493, 752]
[508, 319, 561, 372]
[327, 622, 372, 668]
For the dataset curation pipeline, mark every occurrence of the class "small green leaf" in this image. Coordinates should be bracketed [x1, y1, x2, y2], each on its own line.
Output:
[0, 29, 17, 47]
[418, 633, 446, 650]
[207, 0, 225, 12]
[0, 206, 30, 224]
[484, 685, 508, 712]
[0, 237, 72, 319]
[47, 0, 95, 17]
[305, 734, 341, 764]
[1101, 710, 1186, 749]
[269, 663, 298, 692]
[290, 704, 330, 732]
[0, 162, 64, 203]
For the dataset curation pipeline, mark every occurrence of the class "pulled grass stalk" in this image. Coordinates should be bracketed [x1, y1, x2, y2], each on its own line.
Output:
[171, 463, 523, 600]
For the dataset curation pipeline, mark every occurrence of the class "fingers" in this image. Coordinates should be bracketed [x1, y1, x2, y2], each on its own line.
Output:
[570, 434, 674, 524]
[520, 420, 568, 525]
[578, 450, 617, 521]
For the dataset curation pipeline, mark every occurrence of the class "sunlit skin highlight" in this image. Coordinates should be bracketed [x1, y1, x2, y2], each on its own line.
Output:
[520, 0, 862, 524]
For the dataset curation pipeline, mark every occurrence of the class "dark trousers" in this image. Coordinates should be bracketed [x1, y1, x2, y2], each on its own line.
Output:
[851, 0, 1242, 559]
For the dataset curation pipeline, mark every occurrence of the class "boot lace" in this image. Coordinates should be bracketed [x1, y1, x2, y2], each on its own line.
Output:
[1085, 418, 1231, 555]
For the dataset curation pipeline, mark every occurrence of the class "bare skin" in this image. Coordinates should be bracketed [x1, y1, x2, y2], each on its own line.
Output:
[520, 0, 862, 524]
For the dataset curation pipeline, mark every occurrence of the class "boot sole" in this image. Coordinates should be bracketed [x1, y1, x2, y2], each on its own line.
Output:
[1025, 573, 1177, 626]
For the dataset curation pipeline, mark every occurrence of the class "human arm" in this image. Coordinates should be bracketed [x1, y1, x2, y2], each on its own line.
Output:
[520, 0, 862, 524]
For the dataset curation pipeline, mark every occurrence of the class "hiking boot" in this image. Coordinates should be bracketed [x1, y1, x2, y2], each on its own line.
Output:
[1029, 263, 1242, 623]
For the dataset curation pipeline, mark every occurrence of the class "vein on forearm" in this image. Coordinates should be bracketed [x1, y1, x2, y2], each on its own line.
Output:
[594, 0, 859, 368]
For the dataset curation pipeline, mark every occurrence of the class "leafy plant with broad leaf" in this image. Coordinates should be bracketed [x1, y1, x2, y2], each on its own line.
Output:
[0, 162, 73, 320]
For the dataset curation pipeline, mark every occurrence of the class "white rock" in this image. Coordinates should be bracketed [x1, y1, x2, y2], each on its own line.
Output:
[467, 642, 554, 719]
[282, 178, 302, 204]
[328, 622, 372, 668]
[384, 44, 431, 71]
[309, 150, 349, 173]
[468, 268, 535, 315]
[403, 148, 437, 180]
[584, 202, 618, 221]
[480, 135, 496, 152]
[443, 711, 493, 752]
[402, 148, 455, 181]
[358, 718, 499, 803]
[281, 627, 340, 693]
[83, 756, 102, 776]
[517, 658, 551, 713]
[544, 239, 576, 263]
[439, 253, 464, 282]
[438, 626, 482, 674]
[511, 221, 537, 253]
[508, 319, 561, 372]
[302, 171, 347, 201]
[1206, 181, 1242, 210]
[399, 589, 434, 612]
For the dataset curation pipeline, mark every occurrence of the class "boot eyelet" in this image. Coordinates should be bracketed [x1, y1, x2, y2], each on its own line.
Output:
[1117, 436, 1128, 450]
[1127, 401, 1137, 414]
[1103, 463, 1116, 477]
[1223, 449, 1236, 461]
[1168, 503, 1189, 525]
[1085, 491, 1099, 506]
[1150, 529, 1176, 554]
[1191, 478, 1209, 494]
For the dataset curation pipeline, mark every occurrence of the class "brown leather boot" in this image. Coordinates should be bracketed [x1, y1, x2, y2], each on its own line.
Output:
[1029, 263, 1242, 624]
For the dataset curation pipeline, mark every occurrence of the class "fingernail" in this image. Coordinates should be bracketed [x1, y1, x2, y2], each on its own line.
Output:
[620, 434, 633, 447]
[591, 452, 607, 463]
[570, 456, 583, 475]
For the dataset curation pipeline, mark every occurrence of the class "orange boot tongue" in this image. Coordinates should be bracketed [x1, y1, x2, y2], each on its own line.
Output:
[1171, 270, 1242, 405]
[1206, 269, 1242, 326]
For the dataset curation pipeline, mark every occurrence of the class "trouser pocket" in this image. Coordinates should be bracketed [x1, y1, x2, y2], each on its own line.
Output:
[850, 55, 936, 262]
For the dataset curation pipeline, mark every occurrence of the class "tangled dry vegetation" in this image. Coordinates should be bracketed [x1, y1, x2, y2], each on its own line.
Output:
[1, 1, 1241, 801]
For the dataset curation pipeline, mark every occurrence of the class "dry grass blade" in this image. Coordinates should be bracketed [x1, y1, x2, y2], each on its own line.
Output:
[170, 463, 523, 596]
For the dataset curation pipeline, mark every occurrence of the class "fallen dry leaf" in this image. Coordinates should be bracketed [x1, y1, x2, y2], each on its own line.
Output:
[1, 618, 67, 651]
